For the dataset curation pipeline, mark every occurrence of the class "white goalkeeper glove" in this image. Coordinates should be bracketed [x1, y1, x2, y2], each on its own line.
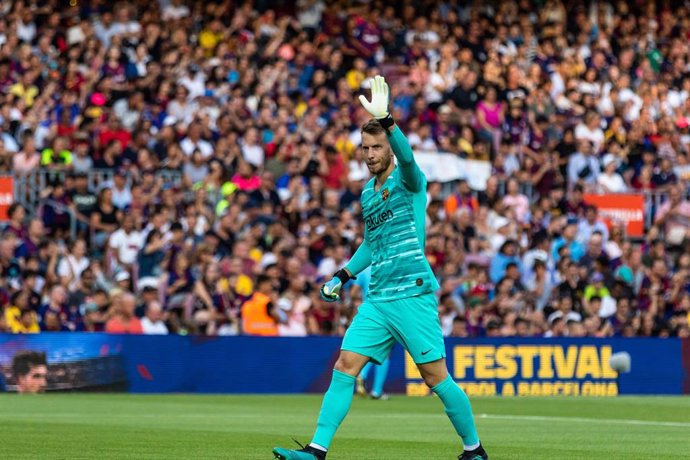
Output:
[358, 75, 390, 119]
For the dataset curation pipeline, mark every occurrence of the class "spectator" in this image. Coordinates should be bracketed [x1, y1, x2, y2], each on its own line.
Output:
[0, 0, 688, 340]
[654, 185, 690, 247]
[110, 170, 133, 210]
[567, 140, 600, 189]
[13, 130, 40, 175]
[552, 219, 586, 263]
[490, 240, 522, 284]
[56, 238, 89, 292]
[597, 154, 627, 193]
[108, 214, 142, 274]
[38, 285, 73, 331]
[15, 218, 44, 262]
[90, 188, 121, 250]
[5, 291, 39, 334]
[474, 86, 504, 155]
[141, 301, 168, 335]
[577, 206, 609, 245]
[191, 261, 226, 335]
[502, 178, 530, 223]
[241, 275, 280, 336]
[3, 204, 27, 240]
[105, 292, 143, 334]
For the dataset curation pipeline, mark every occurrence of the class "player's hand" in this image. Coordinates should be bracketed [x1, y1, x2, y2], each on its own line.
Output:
[359, 75, 390, 119]
[320, 277, 343, 302]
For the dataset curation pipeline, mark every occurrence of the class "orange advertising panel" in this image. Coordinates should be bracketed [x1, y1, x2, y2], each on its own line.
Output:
[584, 193, 645, 237]
[0, 177, 13, 220]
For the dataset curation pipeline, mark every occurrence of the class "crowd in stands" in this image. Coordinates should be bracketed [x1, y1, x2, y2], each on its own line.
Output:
[0, 0, 689, 339]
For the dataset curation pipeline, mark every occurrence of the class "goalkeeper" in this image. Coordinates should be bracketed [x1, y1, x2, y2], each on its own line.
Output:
[273, 76, 487, 460]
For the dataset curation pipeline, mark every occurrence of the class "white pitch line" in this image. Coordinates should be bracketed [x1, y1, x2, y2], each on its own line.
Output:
[478, 413, 690, 428]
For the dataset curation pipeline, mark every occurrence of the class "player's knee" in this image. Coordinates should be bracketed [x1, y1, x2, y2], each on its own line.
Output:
[334, 354, 360, 376]
[422, 373, 445, 388]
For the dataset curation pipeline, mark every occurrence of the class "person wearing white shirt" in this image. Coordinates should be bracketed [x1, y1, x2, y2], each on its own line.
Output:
[348, 152, 370, 184]
[297, 0, 325, 30]
[162, 0, 190, 21]
[109, 215, 143, 270]
[141, 302, 169, 335]
[597, 154, 627, 193]
[179, 68, 206, 100]
[277, 298, 308, 337]
[17, 13, 37, 43]
[109, 172, 133, 210]
[167, 86, 198, 125]
[667, 86, 688, 109]
[574, 112, 605, 153]
[180, 123, 213, 159]
[567, 140, 600, 187]
[316, 246, 349, 279]
[241, 128, 265, 167]
[425, 61, 455, 104]
[109, 6, 142, 41]
[57, 239, 90, 292]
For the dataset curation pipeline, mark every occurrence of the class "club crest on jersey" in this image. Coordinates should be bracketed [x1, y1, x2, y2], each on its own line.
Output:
[381, 188, 390, 201]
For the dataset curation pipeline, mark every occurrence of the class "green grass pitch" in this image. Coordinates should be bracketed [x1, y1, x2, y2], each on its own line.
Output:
[1, 394, 689, 459]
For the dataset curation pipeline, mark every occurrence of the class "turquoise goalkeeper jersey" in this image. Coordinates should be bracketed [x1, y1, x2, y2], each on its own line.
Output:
[345, 126, 439, 302]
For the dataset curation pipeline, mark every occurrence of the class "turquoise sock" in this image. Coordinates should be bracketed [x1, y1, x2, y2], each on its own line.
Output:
[312, 369, 356, 449]
[359, 362, 373, 380]
[371, 358, 390, 397]
[431, 374, 479, 447]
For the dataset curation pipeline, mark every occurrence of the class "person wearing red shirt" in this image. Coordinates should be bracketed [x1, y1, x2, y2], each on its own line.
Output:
[322, 146, 346, 190]
[98, 116, 132, 152]
[105, 292, 144, 334]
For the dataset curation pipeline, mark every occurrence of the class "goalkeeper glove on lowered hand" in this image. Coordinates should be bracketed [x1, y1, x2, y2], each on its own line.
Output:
[320, 269, 354, 302]
[358, 75, 395, 129]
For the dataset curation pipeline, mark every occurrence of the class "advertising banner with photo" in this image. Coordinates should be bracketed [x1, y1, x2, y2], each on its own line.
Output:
[0, 334, 127, 392]
[584, 194, 645, 238]
[0, 335, 687, 396]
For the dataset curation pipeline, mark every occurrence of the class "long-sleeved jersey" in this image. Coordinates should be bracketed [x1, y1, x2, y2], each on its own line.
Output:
[345, 126, 439, 302]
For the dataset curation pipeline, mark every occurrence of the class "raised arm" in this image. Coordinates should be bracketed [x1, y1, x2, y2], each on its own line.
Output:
[359, 75, 424, 192]
[387, 126, 424, 192]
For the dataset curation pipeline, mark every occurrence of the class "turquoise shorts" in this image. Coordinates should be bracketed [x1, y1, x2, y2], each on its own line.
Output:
[341, 292, 445, 365]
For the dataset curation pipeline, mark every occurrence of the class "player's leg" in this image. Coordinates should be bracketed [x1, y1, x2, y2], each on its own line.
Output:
[273, 302, 394, 459]
[370, 355, 390, 399]
[417, 358, 487, 459]
[273, 350, 369, 460]
[310, 350, 369, 452]
[384, 293, 487, 459]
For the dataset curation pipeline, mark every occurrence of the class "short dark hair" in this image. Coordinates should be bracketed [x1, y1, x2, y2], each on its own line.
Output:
[7, 203, 23, 219]
[256, 274, 273, 287]
[361, 118, 385, 135]
[12, 350, 47, 378]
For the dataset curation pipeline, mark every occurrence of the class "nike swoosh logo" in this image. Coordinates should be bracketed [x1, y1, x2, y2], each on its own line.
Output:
[421, 349, 432, 356]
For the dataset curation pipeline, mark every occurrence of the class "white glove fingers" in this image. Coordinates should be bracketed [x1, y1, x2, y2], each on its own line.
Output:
[358, 94, 372, 111]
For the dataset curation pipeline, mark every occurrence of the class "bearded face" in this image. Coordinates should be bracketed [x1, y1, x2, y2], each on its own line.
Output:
[361, 131, 393, 176]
